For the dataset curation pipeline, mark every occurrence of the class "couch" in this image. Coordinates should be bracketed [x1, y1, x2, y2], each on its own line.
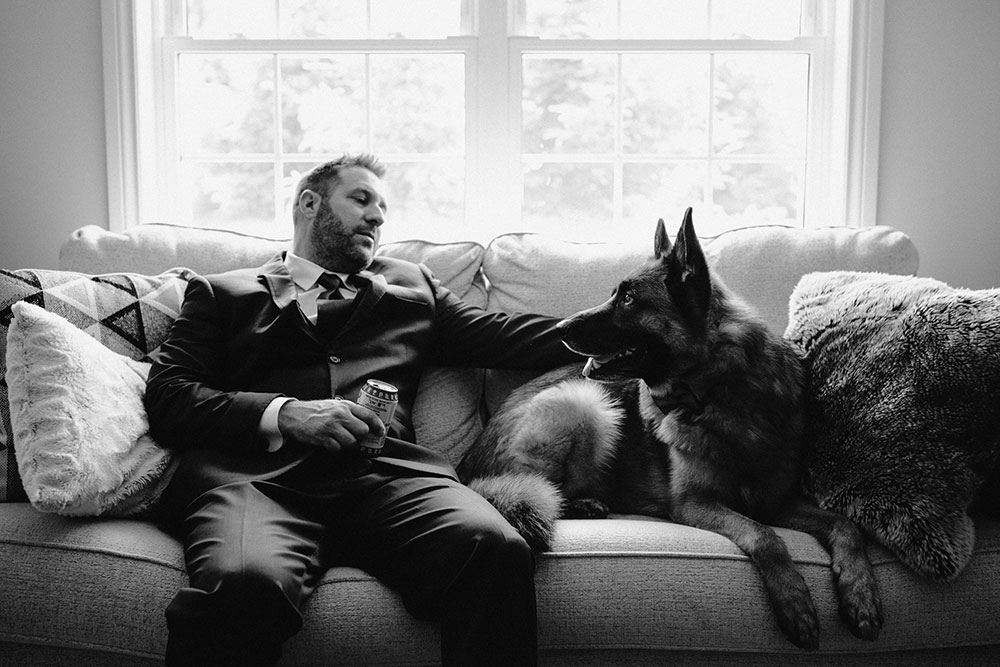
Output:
[1, 222, 998, 666]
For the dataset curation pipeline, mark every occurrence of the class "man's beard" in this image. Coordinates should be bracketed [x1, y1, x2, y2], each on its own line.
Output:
[308, 200, 376, 273]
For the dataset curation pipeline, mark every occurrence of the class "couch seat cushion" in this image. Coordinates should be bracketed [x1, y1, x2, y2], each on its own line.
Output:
[537, 516, 1000, 656]
[4, 502, 998, 665]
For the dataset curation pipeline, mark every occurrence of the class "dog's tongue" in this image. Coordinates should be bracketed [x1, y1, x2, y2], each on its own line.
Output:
[582, 354, 615, 378]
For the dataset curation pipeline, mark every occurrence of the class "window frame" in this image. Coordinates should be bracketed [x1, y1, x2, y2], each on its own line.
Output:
[101, 0, 885, 238]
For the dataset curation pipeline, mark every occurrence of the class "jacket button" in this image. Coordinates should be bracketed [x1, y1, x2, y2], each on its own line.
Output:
[328, 355, 341, 364]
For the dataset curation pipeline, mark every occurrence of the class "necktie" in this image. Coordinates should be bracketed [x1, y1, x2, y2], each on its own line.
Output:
[314, 273, 354, 337]
[316, 273, 343, 300]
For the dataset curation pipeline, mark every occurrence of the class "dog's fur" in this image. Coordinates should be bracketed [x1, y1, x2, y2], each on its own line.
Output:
[458, 210, 883, 650]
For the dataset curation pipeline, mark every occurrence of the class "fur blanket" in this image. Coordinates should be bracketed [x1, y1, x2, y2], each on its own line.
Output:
[785, 271, 1000, 580]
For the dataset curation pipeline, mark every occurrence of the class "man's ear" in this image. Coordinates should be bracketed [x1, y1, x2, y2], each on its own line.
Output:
[297, 189, 322, 218]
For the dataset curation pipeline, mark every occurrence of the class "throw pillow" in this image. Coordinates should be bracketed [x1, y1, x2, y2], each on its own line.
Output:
[785, 271, 1000, 580]
[0, 267, 192, 503]
[5, 301, 176, 516]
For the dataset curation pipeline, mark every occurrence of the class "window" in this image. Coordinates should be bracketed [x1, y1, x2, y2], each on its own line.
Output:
[103, 0, 884, 243]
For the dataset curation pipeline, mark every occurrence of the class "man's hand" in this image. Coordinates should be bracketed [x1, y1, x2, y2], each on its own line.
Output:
[277, 398, 385, 454]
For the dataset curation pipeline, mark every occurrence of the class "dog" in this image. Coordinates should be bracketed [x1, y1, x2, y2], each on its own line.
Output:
[458, 209, 883, 650]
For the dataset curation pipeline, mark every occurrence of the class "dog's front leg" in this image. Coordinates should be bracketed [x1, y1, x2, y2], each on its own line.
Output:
[774, 498, 883, 641]
[674, 499, 821, 650]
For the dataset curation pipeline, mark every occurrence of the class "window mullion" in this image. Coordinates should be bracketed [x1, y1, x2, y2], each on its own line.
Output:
[272, 52, 282, 226]
[468, 0, 516, 239]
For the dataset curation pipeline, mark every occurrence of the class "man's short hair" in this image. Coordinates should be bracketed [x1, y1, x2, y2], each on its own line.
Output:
[295, 154, 386, 202]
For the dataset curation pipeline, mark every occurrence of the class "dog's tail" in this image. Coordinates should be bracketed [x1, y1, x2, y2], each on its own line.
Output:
[468, 473, 564, 551]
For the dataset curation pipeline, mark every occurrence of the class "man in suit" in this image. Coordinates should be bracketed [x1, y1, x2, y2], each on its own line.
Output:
[145, 154, 579, 666]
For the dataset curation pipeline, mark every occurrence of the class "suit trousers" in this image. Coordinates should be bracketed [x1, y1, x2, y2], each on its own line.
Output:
[162, 459, 538, 666]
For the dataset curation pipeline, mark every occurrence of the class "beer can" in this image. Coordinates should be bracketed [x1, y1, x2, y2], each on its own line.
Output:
[356, 379, 398, 456]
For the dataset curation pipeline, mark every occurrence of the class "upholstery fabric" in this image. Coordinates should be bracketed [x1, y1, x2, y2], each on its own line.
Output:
[2, 502, 998, 665]
[5, 302, 175, 516]
[785, 271, 1000, 580]
[59, 223, 488, 306]
[0, 268, 191, 503]
[482, 225, 920, 333]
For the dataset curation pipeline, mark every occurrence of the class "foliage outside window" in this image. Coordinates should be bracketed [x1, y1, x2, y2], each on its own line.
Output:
[108, 0, 883, 243]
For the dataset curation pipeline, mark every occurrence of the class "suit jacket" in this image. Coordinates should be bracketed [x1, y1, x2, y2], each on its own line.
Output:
[146, 252, 578, 507]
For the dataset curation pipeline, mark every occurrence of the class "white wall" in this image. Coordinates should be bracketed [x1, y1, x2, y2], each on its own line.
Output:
[877, 0, 1000, 288]
[1, 0, 999, 288]
[0, 0, 108, 271]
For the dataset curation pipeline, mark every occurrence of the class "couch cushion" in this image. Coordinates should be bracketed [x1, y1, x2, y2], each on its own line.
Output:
[479, 225, 920, 415]
[785, 271, 1000, 581]
[60, 223, 488, 307]
[0, 268, 191, 503]
[482, 225, 920, 333]
[3, 502, 998, 665]
[59, 225, 492, 465]
[536, 516, 1000, 658]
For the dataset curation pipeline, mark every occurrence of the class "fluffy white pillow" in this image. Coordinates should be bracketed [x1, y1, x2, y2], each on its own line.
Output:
[4, 301, 175, 516]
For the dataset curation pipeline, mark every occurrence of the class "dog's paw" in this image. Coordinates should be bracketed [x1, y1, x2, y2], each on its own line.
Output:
[838, 570, 884, 641]
[564, 497, 610, 519]
[772, 579, 821, 651]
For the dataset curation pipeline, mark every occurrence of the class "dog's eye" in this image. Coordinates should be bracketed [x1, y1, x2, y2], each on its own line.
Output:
[621, 292, 634, 306]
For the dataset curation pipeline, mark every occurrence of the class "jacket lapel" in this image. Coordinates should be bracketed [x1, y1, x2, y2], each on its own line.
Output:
[259, 253, 296, 309]
[257, 253, 318, 338]
[337, 271, 387, 334]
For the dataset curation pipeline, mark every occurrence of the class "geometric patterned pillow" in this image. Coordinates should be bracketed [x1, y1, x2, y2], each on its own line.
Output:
[0, 267, 193, 502]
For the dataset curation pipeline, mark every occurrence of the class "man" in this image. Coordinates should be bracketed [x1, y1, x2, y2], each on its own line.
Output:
[145, 154, 579, 666]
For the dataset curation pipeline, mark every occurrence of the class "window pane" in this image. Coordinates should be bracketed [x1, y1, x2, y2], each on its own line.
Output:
[524, 0, 617, 38]
[186, 0, 277, 38]
[280, 0, 366, 38]
[711, 0, 802, 39]
[178, 55, 275, 155]
[712, 161, 803, 226]
[180, 161, 279, 236]
[522, 55, 617, 154]
[522, 163, 613, 236]
[620, 0, 708, 39]
[281, 56, 367, 154]
[713, 54, 808, 157]
[379, 160, 465, 242]
[371, 55, 465, 155]
[623, 162, 706, 227]
[525, 0, 803, 39]
[369, 0, 464, 38]
[622, 54, 710, 155]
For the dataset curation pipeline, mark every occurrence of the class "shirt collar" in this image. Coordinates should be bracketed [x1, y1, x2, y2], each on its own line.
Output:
[284, 252, 351, 291]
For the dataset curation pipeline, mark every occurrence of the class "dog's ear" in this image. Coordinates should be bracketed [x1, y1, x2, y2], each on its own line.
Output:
[654, 218, 672, 259]
[667, 207, 712, 327]
[672, 207, 705, 282]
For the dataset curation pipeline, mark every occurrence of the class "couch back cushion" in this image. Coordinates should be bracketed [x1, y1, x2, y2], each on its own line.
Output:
[56, 223, 490, 469]
[479, 225, 920, 414]
[60, 224, 488, 307]
[482, 225, 920, 332]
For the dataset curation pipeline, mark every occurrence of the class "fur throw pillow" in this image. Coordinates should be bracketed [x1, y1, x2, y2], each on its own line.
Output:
[785, 271, 1000, 580]
[5, 301, 175, 516]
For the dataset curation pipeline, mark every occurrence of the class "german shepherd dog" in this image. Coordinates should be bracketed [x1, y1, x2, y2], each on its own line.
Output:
[458, 209, 883, 650]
